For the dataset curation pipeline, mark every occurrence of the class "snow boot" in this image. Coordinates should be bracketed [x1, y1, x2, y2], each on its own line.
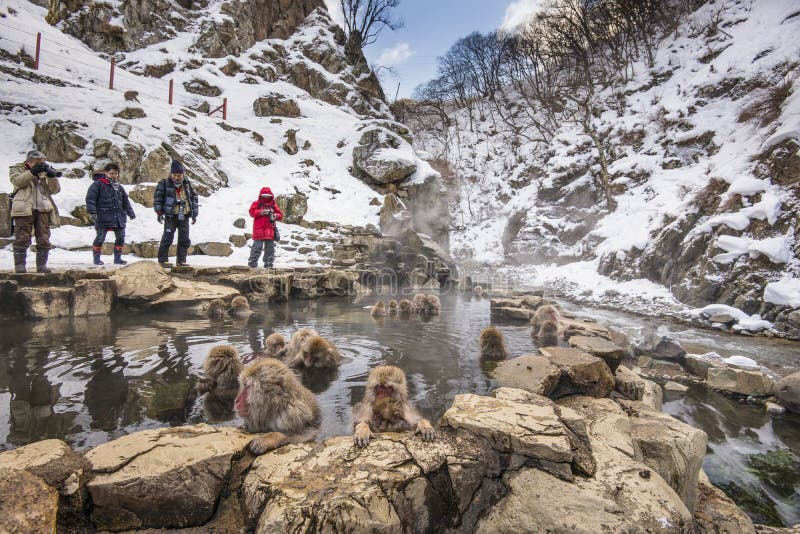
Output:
[13, 250, 26, 273]
[93, 246, 104, 266]
[36, 249, 52, 274]
[113, 246, 127, 265]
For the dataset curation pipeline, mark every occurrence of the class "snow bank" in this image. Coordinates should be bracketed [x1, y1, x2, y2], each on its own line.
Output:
[764, 277, 800, 307]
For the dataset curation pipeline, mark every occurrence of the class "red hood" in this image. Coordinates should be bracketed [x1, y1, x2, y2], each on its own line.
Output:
[259, 187, 274, 199]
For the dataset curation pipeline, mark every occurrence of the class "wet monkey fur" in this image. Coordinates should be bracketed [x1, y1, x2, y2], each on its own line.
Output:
[352, 365, 435, 447]
[234, 358, 321, 455]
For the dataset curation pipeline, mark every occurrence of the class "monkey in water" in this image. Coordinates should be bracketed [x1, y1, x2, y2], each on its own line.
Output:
[530, 304, 560, 334]
[478, 326, 509, 360]
[536, 320, 560, 347]
[352, 365, 435, 447]
[229, 295, 252, 318]
[412, 294, 426, 312]
[473, 285, 484, 298]
[284, 328, 319, 364]
[419, 294, 441, 316]
[196, 345, 243, 394]
[234, 358, 321, 455]
[387, 300, 398, 315]
[287, 335, 341, 369]
[207, 298, 227, 319]
[371, 301, 387, 317]
[264, 332, 287, 359]
[398, 299, 414, 316]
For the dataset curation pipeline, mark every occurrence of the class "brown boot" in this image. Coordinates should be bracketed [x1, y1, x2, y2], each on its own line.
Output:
[36, 249, 52, 274]
[13, 250, 26, 273]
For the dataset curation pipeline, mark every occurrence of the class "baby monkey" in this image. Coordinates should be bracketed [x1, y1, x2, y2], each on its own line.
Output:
[478, 326, 509, 360]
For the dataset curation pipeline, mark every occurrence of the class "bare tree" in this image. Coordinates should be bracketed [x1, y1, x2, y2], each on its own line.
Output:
[339, 0, 404, 50]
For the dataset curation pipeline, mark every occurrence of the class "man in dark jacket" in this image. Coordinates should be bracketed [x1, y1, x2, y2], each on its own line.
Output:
[153, 160, 198, 268]
[85, 163, 136, 265]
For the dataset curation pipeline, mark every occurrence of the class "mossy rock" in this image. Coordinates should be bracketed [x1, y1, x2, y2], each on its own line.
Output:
[747, 449, 800, 498]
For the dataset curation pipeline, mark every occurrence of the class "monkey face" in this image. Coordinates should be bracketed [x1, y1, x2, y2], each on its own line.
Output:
[375, 384, 394, 399]
[234, 386, 249, 418]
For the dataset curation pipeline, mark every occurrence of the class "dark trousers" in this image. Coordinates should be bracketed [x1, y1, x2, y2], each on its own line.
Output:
[248, 239, 275, 267]
[158, 216, 190, 263]
[13, 211, 51, 252]
[93, 226, 125, 248]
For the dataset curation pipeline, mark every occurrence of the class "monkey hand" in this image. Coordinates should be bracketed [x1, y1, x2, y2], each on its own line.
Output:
[353, 421, 374, 448]
[195, 377, 217, 395]
[248, 432, 287, 456]
[415, 419, 436, 442]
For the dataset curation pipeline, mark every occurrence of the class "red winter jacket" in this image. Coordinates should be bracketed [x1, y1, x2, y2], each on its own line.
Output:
[249, 187, 283, 240]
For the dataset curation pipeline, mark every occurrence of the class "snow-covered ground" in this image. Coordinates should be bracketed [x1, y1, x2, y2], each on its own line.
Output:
[0, 0, 435, 263]
[411, 0, 800, 325]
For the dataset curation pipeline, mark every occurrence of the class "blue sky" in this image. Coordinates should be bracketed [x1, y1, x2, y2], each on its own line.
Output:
[325, 0, 543, 99]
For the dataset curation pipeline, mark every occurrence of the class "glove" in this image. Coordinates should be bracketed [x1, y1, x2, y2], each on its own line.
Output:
[260, 209, 269, 216]
[191, 217, 197, 225]
[130, 215, 136, 220]
[31, 163, 48, 175]
[157, 213, 164, 224]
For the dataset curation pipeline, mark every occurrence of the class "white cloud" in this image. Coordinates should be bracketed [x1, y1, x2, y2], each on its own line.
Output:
[322, 0, 345, 28]
[376, 42, 415, 67]
[500, 0, 545, 33]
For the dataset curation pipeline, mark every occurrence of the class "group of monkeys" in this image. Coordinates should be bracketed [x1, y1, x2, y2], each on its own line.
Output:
[197, 295, 436, 455]
[478, 303, 562, 360]
[196, 292, 559, 456]
[369, 293, 441, 318]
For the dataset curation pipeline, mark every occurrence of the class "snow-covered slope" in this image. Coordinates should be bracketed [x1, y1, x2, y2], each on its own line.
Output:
[409, 0, 800, 325]
[0, 0, 437, 267]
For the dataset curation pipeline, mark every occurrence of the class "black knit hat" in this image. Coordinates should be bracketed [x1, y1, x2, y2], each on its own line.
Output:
[170, 160, 185, 174]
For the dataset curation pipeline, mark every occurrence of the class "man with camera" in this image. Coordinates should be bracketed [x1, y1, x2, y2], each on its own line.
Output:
[153, 160, 198, 268]
[248, 186, 283, 268]
[9, 150, 61, 273]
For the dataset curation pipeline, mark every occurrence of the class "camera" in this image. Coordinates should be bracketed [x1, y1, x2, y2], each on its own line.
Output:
[268, 209, 276, 222]
[44, 165, 62, 178]
[176, 200, 186, 221]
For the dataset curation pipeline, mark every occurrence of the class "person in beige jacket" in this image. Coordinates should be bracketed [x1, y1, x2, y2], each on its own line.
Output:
[9, 149, 61, 273]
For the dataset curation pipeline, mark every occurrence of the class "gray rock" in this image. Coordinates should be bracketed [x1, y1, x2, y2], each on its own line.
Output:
[93, 138, 112, 158]
[694, 470, 755, 534]
[107, 142, 145, 184]
[139, 147, 171, 182]
[253, 94, 301, 118]
[183, 78, 222, 97]
[540, 347, 616, 399]
[233, 218, 246, 229]
[114, 107, 146, 119]
[378, 193, 411, 237]
[73, 279, 115, 316]
[352, 128, 416, 185]
[0, 468, 59, 533]
[110, 261, 174, 302]
[568, 335, 625, 373]
[775, 371, 800, 414]
[707, 366, 775, 397]
[650, 337, 686, 363]
[684, 351, 726, 378]
[275, 193, 308, 224]
[128, 184, 156, 208]
[194, 242, 234, 257]
[664, 381, 689, 394]
[111, 121, 132, 140]
[708, 313, 736, 324]
[33, 119, 88, 162]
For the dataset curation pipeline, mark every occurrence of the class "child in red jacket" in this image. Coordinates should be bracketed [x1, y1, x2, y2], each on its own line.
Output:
[248, 187, 283, 268]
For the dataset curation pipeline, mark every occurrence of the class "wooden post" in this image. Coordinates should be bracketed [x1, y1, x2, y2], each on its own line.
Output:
[109, 57, 115, 90]
[222, 97, 227, 121]
[34, 32, 41, 70]
[168, 79, 173, 105]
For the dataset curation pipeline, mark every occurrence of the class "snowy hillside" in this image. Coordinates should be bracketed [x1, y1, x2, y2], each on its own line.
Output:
[408, 0, 800, 325]
[0, 0, 437, 267]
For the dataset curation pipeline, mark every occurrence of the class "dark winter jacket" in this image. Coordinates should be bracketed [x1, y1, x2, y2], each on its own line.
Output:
[249, 187, 283, 240]
[153, 177, 199, 219]
[85, 173, 136, 228]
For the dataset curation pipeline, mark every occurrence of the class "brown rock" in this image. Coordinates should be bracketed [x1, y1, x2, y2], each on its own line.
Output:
[491, 355, 561, 397]
[0, 468, 59, 533]
[128, 184, 157, 208]
[110, 261, 174, 302]
[540, 347, 616, 399]
[568, 335, 625, 372]
[73, 279, 115, 316]
[253, 94, 301, 118]
[707, 367, 775, 397]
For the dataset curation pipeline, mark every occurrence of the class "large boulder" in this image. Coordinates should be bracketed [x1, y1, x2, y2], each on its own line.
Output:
[623, 402, 707, 511]
[707, 366, 775, 397]
[540, 347, 616, 399]
[73, 279, 115, 316]
[614, 365, 663, 411]
[352, 128, 417, 185]
[85, 425, 251, 531]
[568, 335, 625, 372]
[275, 193, 308, 224]
[0, 438, 87, 497]
[150, 278, 239, 306]
[107, 142, 145, 184]
[128, 184, 157, 208]
[775, 371, 800, 414]
[440, 394, 574, 468]
[0, 468, 59, 533]
[684, 351, 726, 379]
[379, 193, 411, 237]
[194, 241, 234, 257]
[139, 147, 171, 182]
[694, 470, 756, 534]
[19, 287, 73, 318]
[110, 261, 174, 302]
[33, 119, 88, 162]
[253, 94, 301, 118]
[491, 355, 561, 397]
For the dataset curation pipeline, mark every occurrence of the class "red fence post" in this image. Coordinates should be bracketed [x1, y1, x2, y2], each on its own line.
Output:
[34, 32, 41, 70]
[223, 97, 227, 121]
[168, 79, 173, 105]
[109, 57, 115, 90]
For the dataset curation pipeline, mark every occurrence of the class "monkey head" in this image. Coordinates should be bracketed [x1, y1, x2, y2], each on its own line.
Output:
[203, 345, 243, 389]
[207, 298, 227, 319]
[299, 335, 341, 368]
[265, 333, 286, 358]
[230, 295, 250, 312]
[365, 365, 408, 404]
